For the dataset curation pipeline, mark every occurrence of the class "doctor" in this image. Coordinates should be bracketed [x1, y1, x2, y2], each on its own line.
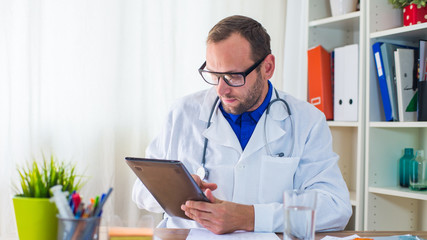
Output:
[132, 15, 351, 234]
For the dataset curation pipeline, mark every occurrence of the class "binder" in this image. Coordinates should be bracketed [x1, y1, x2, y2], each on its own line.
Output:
[419, 40, 427, 82]
[307, 45, 333, 120]
[418, 81, 427, 121]
[382, 42, 417, 121]
[372, 42, 393, 121]
[333, 44, 359, 122]
[394, 48, 417, 122]
[380, 42, 401, 121]
[417, 40, 427, 121]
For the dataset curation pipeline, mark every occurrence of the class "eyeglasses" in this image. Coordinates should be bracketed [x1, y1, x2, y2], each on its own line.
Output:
[198, 55, 267, 87]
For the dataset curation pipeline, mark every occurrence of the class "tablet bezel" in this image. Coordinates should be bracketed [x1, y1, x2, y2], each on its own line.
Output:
[126, 157, 209, 219]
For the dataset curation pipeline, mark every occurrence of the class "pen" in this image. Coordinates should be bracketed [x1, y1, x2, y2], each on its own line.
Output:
[93, 196, 99, 215]
[75, 203, 84, 218]
[72, 193, 81, 214]
[94, 187, 113, 217]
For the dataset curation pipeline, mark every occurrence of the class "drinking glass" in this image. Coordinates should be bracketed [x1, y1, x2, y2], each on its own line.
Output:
[283, 190, 317, 240]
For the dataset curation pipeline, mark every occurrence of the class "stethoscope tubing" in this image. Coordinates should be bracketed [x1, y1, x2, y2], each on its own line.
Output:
[199, 88, 294, 180]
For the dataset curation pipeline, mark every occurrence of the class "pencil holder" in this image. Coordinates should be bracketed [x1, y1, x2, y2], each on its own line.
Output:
[57, 216, 101, 240]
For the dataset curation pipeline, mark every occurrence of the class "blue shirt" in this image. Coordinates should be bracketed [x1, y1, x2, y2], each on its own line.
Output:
[220, 81, 273, 150]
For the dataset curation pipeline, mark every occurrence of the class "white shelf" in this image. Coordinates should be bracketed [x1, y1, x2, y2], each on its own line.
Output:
[306, 0, 365, 231]
[370, 22, 427, 40]
[309, 11, 360, 29]
[370, 122, 427, 128]
[328, 121, 359, 127]
[369, 186, 427, 201]
[365, 0, 427, 231]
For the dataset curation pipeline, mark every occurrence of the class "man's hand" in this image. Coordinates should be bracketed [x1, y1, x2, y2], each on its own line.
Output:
[191, 174, 218, 192]
[181, 188, 254, 234]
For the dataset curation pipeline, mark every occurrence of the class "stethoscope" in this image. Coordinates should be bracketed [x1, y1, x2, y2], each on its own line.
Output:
[197, 88, 295, 180]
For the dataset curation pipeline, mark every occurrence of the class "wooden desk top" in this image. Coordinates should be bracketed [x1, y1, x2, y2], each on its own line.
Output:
[152, 229, 427, 240]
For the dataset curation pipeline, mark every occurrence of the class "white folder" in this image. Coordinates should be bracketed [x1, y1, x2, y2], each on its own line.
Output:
[334, 44, 359, 121]
[394, 48, 417, 122]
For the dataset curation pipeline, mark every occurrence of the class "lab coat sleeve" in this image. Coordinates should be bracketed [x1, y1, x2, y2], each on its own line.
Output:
[132, 179, 164, 213]
[131, 109, 175, 213]
[296, 115, 352, 232]
[253, 112, 351, 232]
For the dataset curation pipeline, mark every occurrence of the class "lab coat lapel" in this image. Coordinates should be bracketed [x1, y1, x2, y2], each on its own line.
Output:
[199, 88, 242, 153]
[241, 97, 289, 159]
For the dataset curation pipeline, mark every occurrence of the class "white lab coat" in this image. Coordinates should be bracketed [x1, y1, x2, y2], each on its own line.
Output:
[132, 86, 352, 232]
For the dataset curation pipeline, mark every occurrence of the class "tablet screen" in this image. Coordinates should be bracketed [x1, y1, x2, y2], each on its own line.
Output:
[126, 157, 209, 219]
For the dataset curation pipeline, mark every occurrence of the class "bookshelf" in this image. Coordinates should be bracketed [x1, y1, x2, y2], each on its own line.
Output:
[365, 0, 427, 231]
[306, 0, 366, 230]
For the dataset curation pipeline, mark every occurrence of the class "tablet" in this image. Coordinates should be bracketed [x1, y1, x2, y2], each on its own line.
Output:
[125, 157, 209, 219]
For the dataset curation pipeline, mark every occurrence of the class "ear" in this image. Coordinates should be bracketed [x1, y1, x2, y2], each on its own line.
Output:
[262, 54, 275, 80]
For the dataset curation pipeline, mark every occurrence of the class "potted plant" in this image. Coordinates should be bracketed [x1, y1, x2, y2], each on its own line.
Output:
[388, 0, 427, 26]
[12, 154, 84, 240]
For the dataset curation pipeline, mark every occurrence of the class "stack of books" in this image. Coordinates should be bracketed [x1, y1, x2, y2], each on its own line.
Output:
[108, 227, 153, 240]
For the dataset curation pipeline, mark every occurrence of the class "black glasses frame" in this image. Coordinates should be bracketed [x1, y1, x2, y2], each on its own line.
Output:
[198, 55, 268, 87]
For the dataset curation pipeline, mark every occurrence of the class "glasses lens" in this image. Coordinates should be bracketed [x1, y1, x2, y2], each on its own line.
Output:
[201, 71, 219, 85]
[223, 74, 244, 86]
[199, 70, 245, 87]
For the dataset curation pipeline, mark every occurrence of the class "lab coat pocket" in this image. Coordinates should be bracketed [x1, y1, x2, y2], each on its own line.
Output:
[258, 156, 300, 203]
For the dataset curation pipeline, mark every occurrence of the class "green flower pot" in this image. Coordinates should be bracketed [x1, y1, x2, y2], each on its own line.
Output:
[13, 197, 58, 240]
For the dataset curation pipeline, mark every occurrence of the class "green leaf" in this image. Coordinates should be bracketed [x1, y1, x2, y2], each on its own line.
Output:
[388, 0, 427, 8]
[13, 154, 86, 198]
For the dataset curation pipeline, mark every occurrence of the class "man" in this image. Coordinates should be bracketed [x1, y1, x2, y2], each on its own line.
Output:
[132, 15, 351, 234]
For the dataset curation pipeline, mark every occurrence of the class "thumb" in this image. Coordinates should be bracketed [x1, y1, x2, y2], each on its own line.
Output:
[204, 189, 218, 203]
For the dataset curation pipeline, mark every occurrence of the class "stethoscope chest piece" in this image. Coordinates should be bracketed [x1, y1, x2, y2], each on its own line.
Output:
[197, 166, 209, 180]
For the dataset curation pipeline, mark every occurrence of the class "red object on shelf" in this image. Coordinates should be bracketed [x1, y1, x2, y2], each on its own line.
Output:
[403, 3, 427, 26]
[307, 45, 333, 120]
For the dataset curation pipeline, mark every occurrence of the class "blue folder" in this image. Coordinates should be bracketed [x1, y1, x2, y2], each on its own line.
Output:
[373, 42, 393, 121]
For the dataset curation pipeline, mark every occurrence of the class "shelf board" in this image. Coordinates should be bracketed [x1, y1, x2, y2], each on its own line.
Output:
[328, 121, 359, 127]
[370, 22, 427, 41]
[369, 121, 427, 128]
[369, 186, 427, 200]
[309, 11, 360, 29]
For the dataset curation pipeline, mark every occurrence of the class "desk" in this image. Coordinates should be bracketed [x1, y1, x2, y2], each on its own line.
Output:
[151, 229, 427, 240]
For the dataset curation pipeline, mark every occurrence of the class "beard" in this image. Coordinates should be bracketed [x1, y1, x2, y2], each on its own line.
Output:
[220, 71, 266, 115]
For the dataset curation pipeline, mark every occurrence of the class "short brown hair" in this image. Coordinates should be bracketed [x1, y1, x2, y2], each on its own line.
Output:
[207, 15, 271, 62]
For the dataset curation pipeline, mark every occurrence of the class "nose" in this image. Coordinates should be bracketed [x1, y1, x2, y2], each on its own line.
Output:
[216, 76, 231, 96]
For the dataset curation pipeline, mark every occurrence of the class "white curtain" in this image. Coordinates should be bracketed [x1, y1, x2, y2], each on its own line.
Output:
[0, 0, 287, 239]
[283, 0, 308, 101]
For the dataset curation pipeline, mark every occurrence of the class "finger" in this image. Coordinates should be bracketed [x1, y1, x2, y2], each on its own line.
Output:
[198, 218, 215, 230]
[184, 208, 195, 220]
[186, 206, 213, 222]
[201, 181, 218, 191]
[185, 200, 212, 213]
[198, 219, 224, 235]
[182, 204, 201, 221]
[205, 189, 217, 203]
[191, 174, 202, 187]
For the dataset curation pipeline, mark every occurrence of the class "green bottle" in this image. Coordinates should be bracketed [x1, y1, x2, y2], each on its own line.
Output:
[399, 148, 414, 187]
[410, 150, 427, 191]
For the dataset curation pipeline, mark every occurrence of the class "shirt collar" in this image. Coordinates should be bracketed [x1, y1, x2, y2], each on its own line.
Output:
[220, 81, 273, 123]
